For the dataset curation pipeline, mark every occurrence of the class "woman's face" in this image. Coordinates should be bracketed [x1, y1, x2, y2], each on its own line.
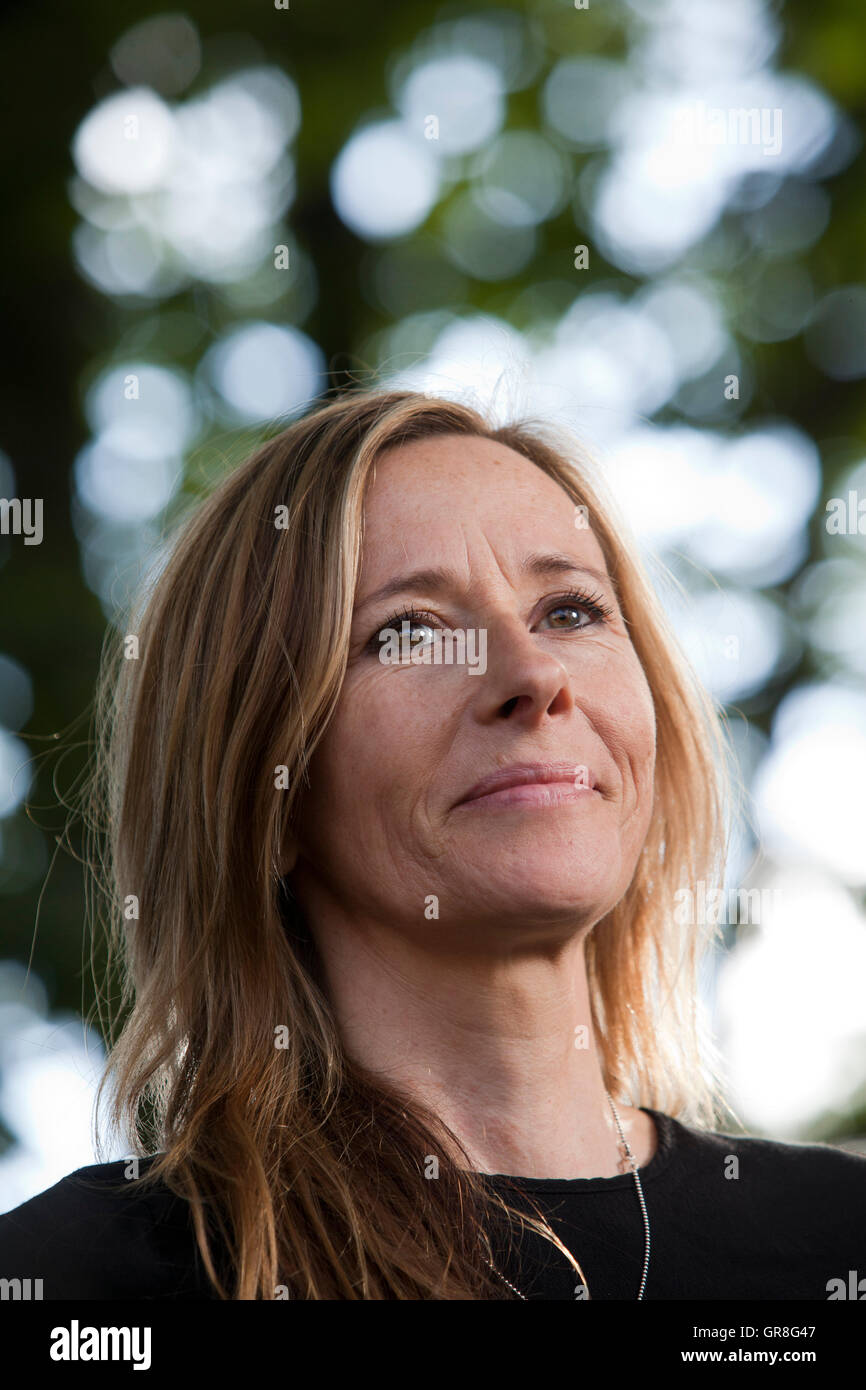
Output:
[290, 434, 656, 950]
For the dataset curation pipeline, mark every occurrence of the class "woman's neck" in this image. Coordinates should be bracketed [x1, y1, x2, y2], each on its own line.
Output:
[311, 913, 651, 1179]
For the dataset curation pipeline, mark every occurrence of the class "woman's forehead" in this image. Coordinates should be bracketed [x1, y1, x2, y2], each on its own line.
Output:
[354, 436, 615, 606]
[363, 435, 587, 541]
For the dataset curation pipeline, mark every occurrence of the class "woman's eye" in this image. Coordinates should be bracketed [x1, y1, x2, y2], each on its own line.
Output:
[545, 602, 595, 629]
[365, 590, 612, 656]
[367, 614, 437, 654]
[542, 588, 614, 630]
[398, 620, 435, 647]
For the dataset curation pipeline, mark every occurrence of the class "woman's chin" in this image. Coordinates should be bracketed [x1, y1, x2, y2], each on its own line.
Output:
[448, 871, 623, 934]
[455, 821, 625, 883]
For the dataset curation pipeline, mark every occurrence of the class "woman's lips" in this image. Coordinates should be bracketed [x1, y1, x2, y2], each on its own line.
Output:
[454, 760, 598, 809]
[455, 780, 597, 810]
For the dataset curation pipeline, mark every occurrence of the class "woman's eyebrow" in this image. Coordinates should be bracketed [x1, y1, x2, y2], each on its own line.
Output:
[353, 553, 615, 615]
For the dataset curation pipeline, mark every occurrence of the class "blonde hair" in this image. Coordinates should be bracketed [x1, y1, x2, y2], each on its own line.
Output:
[85, 386, 734, 1299]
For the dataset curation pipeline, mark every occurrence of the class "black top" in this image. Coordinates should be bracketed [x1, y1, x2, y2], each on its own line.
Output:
[1, 1108, 864, 1299]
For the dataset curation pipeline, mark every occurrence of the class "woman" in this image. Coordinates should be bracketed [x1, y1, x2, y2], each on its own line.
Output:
[1, 387, 863, 1300]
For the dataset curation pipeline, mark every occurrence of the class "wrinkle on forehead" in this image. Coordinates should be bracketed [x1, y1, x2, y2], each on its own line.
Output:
[358, 436, 606, 600]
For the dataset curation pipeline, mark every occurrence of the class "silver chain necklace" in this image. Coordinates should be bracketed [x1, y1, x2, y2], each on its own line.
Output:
[481, 1090, 651, 1300]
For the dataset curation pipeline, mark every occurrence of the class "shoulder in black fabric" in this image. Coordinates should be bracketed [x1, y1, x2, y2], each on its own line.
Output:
[0, 1156, 216, 1300]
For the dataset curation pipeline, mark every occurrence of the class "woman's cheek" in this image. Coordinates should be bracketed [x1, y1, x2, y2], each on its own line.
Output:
[602, 656, 656, 816]
[619, 647, 657, 743]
